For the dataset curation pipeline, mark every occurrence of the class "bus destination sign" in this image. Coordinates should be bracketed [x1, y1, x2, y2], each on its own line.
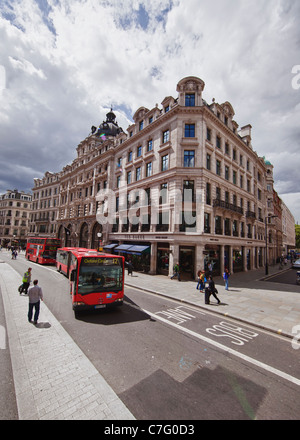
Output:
[83, 257, 120, 266]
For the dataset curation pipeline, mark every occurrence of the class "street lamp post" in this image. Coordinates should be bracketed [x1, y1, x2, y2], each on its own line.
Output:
[265, 215, 278, 275]
[97, 232, 102, 252]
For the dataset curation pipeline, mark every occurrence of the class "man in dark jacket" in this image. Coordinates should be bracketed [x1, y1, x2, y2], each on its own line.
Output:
[205, 275, 220, 304]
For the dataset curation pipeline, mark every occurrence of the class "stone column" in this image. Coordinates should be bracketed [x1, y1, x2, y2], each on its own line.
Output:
[149, 242, 157, 275]
[220, 244, 225, 276]
[169, 243, 179, 277]
[242, 246, 247, 271]
[195, 244, 205, 273]
[229, 245, 233, 273]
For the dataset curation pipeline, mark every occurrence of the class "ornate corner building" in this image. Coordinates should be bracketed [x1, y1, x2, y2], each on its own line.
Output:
[29, 76, 295, 278]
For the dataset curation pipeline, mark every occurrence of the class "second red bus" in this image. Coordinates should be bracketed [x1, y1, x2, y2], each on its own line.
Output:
[26, 237, 61, 264]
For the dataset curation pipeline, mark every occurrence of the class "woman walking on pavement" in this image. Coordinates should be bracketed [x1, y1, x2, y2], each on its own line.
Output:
[196, 270, 205, 292]
[223, 268, 230, 290]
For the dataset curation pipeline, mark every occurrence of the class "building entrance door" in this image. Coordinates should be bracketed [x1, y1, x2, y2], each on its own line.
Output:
[179, 246, 195, 280]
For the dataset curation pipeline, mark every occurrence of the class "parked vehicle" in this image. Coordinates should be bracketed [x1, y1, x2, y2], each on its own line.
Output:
[292, 259, 300, 269]
[297, 271, 300, 285]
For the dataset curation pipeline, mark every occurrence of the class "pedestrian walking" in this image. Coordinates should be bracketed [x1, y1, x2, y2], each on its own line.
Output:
[223, 268, 230, 290]
[196, 270, 205, 292]
[205, 275, 220, 305]
[127, 260, 134, 276]
[20, 268, 32, 295]
[11, 249, 17, 259]
[28, 280, 43, 325]
[171, 262, 181, 281]
[196, 269, 201, 290]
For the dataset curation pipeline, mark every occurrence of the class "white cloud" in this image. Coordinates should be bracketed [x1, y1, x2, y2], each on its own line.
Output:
[0, 64, 6, 95]
[9, 56, 47, 79]
[0, 0, 299, 223]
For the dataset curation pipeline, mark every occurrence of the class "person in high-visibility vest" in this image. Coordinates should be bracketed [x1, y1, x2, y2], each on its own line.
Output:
[20, 268, 32, 295]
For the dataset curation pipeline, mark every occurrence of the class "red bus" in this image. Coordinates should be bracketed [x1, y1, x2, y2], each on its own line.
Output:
[58, 248, 124, 314]
[26, 237, 61, 264]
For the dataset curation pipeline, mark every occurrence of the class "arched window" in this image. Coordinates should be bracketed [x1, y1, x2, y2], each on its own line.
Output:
[79, 222, 89, 248]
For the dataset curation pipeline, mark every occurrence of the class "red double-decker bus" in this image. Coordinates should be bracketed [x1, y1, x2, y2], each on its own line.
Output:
[26, 237, 61, 264]
[57, 248, 124, 314]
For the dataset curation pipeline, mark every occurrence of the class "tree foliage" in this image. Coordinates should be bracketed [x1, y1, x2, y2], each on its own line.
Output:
[295, 224, 300, 250]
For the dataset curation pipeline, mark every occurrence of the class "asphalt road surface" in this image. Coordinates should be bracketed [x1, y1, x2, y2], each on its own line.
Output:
[265, 268, 299, 286]
[1, 252, 300, 420]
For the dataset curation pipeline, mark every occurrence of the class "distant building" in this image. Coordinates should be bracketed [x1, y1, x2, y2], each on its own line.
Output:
[30, 171, 61, 237]
[30, 76, 296, 277]
[0, 189, 32, 248]
[281, 200, 296, 254]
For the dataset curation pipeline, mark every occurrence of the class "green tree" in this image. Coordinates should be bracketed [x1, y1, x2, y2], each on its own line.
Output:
[295, 224, 300, 250]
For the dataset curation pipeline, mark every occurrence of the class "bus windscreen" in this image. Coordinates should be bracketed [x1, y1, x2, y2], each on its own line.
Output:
[78, 257, 123, 295]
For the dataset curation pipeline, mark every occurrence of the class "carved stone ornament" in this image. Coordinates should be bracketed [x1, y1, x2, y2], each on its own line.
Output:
[185, 80, 197, 91]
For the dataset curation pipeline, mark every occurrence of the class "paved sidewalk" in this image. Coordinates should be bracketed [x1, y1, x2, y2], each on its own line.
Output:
[125, 265, 300, 339]
[0, 261, 135, 420]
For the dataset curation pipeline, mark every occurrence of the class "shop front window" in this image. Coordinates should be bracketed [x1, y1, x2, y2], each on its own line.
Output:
[204, 245, 220, 276]
[157, 244, 170, 275]
[233, 249, 243, 272]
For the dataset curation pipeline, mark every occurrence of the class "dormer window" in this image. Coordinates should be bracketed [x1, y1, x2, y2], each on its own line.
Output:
[185, 93, 195, 106]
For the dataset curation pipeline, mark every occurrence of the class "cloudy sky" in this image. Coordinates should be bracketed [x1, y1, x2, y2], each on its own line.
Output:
[0, 0, 300, 223]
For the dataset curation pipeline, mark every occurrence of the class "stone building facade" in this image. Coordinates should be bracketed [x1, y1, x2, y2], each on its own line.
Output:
[30, 171, 61, 237]
[29, 76, 295, 278]
[0, 189, 32, 248]
[281, 201, 296, 254]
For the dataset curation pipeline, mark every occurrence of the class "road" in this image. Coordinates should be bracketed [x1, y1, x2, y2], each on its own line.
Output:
[1, 251, 300, 420]
[265, 267, 299, 286]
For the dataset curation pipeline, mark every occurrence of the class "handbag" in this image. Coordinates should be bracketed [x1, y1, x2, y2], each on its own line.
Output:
[18, 285, 23, 293]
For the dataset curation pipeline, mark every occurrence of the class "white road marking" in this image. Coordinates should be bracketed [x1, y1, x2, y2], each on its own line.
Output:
[134, 304, 300, 387]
